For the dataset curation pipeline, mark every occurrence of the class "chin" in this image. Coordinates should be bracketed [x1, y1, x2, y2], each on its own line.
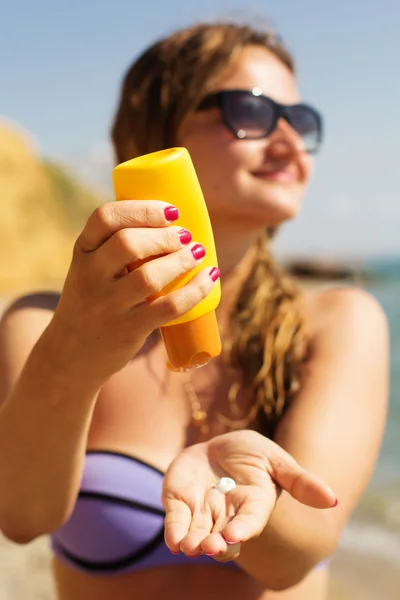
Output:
[245, 181, 304, 222]
[248, 194, 302, 225]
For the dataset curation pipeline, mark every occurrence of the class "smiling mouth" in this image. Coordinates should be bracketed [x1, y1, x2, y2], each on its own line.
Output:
[252, 169, 298, 183]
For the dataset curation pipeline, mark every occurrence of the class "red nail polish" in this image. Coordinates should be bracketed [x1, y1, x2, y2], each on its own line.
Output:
[165, 206, 179, 221]
[226, 540, 241, 545]
[204, 551, 220, 556]
[178, 229, 192, 245]
[209, 267, 220, 282]
[191, 243, 206, 260]
[187, 553, 200, 558]
[332, 498, 339, 507]
[170, 550, 180, 555]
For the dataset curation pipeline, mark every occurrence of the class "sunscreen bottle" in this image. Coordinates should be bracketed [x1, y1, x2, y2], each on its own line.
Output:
[112, 147, 221, 371]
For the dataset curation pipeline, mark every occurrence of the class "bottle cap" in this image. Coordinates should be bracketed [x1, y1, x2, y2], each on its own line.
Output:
[161, 311, 222, 372]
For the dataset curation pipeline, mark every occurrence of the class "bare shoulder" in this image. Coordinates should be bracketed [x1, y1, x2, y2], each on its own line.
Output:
[3, 291, 60, 315]
[0, 290, 60, 356]
[0, 291, 61, 401]
[303, 284, 388, 343]
[275, 285, 389, 534]
[1, 291, 60, 326]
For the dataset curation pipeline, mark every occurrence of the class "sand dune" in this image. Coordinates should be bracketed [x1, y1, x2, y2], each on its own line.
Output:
[0, 120, 105, 294]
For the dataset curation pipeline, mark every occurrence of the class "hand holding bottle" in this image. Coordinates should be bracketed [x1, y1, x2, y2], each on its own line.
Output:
[50, 198, 220, 386]
[112, 147, 222, 371]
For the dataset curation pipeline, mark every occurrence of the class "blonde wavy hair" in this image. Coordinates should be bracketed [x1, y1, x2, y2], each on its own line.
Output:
[111, 22, 309, 437]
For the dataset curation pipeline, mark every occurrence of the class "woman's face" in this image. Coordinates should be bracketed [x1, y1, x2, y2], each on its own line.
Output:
[179, 45, 314, 232]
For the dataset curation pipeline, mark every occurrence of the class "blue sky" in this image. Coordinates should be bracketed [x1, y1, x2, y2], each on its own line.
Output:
[2, 0, 400, 259]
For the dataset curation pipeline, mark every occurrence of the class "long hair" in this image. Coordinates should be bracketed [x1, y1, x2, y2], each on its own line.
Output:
[111, 22, 308, 437]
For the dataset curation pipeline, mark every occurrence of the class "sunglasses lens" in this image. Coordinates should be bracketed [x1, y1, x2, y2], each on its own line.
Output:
[225, 92, 275, 138]
[285, 105, 321, 152]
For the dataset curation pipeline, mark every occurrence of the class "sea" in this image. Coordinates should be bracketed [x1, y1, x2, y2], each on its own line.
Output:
[338, 258, 400, 567]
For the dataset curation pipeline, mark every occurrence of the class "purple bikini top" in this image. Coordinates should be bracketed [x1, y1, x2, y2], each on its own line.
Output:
[50, 450, 239, 576]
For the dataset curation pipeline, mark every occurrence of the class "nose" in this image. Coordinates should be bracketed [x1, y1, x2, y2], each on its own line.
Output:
[265, 118, 305, 160]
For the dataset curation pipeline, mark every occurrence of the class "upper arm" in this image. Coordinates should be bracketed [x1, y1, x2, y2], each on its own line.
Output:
[0, 292, 60, 406]
[274, 286, 389, 533]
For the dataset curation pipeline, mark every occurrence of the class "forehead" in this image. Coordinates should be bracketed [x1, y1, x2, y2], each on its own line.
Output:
[209, 45, 300, 105]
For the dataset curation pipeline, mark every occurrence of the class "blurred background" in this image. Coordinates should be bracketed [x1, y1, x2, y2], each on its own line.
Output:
[0, 1, 399, 598]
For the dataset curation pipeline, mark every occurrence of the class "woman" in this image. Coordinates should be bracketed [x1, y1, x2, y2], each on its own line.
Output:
[0, 21, 388, 600]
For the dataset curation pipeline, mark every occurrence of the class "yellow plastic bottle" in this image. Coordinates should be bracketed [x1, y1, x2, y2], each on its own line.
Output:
[112, 147, 222, 371]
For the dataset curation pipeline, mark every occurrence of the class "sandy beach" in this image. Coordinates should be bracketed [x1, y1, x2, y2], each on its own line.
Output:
[0, 532, 399, 599]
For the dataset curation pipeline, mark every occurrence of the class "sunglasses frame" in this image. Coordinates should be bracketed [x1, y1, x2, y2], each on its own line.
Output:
[197, 87, 323, 154]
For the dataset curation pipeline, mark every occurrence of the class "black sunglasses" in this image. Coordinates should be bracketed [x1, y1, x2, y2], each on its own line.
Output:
[197, 87, 323, 154]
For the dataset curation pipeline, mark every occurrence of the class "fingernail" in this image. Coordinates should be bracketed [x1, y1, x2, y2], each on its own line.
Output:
[170, 550, 180, 555]
[204, 551, 220, 556]
[191, 243, 206, 260]
[332, 498, 338, 507]
[165, 206, 179, 221]
[187, 553, 200, 558]
[178, 229, 192, 245]
[209, 267, 220, 282]
[226, 540, 241, 545]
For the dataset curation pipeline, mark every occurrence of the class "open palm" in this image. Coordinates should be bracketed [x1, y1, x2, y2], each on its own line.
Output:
[162, 430, 336, 561]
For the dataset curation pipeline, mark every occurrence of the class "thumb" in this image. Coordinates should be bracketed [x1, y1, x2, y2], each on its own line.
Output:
[267, 445, 337, 509]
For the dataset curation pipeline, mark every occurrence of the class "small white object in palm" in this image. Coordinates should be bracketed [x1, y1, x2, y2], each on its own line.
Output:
[214, 477, 236, 494]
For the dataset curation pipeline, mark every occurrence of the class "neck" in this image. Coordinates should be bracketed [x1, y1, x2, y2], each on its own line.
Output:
[213, 228, 261, 334]
[214, 229, 256, 277]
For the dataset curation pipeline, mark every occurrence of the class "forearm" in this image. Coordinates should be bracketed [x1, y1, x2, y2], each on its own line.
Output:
[236, 493, 337, 590]
[0, 323, 101, 543]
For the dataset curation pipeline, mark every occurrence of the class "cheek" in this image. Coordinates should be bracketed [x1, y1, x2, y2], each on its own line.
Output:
[302, 154, 314, 184]
[184, 135, 243, 192]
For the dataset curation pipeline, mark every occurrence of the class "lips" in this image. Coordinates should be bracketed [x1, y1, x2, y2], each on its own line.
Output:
[252, 168, 298, 183]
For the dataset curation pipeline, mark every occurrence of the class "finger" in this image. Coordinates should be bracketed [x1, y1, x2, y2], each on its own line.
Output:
[117, 241, 209, 306]
[180, 501, 214, 557]
[201, 528, 241, 561]
[164, 499, 192, 553]
[200, 530, 228, 557]
[122, 256, 219, 325]
[220, 486, 276, 545]
[142, 265, 220, 329]
[93, 226, 192, 278]
[75, 200, 180, 253]
[199, 491, 236, 559]
[116, 242, 208, 307]
[267, 445, 337, 509]
[212, 541, 241, 563]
